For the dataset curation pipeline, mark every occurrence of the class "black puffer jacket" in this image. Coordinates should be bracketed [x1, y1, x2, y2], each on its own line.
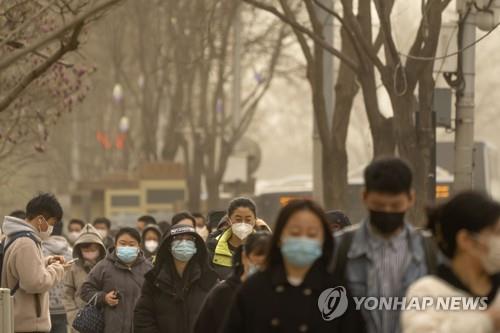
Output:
[134, 225, 219, 333]
[223, 261, 365, 333]
[194, 273, 241, 333]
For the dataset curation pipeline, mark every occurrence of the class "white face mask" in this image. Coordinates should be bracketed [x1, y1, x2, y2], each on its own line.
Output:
[38, 217, 53, 240]
[196, 226, 209, 241]
[144, 240, 159, 253]
[82, 250, 99, 262]
[68, 231, 81, 243]
[96, 229, 108, 239]
[480, 235, 500, 274]
[231, 223, 253, 240]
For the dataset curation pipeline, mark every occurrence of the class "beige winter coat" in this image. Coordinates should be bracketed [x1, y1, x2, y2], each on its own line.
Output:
[63, 224, 106, 332]
[401, 275, 495, 333]
[0, 216, 65, 333]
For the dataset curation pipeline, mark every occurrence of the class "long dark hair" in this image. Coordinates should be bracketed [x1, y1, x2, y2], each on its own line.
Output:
[233, 232, 271, 276]
[427, 191, 500, 258]
[266, 199, 333, 268]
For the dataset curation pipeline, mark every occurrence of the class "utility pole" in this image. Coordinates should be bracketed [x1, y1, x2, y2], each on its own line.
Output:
[232, 2, 242, 129]
[313, 0, 335, 204]
[453, 4, 476, 191]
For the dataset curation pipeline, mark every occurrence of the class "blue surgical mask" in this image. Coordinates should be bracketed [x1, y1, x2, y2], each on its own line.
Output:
[280, 237, 322, 267]
[247, 263, 260, 277]
[171, 240, 197, 262]
[116, 246, 139, 264]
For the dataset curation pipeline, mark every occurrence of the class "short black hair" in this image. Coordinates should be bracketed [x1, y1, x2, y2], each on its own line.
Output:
[115, 227, 141, 245]
[244, 232, 271, 256]
[207, 210, 226, 231]
[26, 193, 63, 221]
[158, 221, 171, 234]
[9, 210, 26, 219]
[232, 232, 272, 276]
[428, 191, 500, 258]
[171, 212, 196, 228]
[138, 215, 157, 225]
[68, 218, 85, 229]
[227, 197, 257, 218]
[325, 210, 351, 228]
[93, 217, 111, 230]
[364, 157, 413, 194]
[267, 200, 333, 268]
[192, 213, 205, 221]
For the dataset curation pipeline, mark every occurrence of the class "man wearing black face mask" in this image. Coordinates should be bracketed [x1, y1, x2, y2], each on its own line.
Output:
[330, 158, 437, 333]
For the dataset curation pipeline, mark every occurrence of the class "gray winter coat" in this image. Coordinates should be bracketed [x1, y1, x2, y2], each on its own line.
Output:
[42, 236, 73, 315]
[63, 224, 107, 332]
[80, 250, 152, 333]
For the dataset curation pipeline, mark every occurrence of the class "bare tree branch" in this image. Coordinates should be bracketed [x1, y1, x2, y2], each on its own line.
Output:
[373, 0, 400, 66]
[0, 0, 60, 49]
[0, 22, 84, 113]
[242, 0, 359, 72]
[0, 0, 123, 72]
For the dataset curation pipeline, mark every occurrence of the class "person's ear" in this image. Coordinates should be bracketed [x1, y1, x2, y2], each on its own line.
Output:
[362, 190, 369, 205]
[408, 190, 416, 208]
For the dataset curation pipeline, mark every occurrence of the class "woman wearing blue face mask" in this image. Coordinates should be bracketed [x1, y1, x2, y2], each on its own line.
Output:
[80, 227, 151, 333]
[134, 224, 219, 333]
[223, 199, 365, 333]
[194, 232, 271, 333]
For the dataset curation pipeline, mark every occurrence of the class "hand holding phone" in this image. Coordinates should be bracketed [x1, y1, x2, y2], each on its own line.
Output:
[62, 258, 78, 271]
[66, 258, 79, 265]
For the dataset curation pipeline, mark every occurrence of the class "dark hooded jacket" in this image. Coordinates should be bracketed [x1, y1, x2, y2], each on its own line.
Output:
[80, 247, 152, 333]
[194, 273, 241, 333]
[141, 224, 162, 262]
[134, 224, 219, 333]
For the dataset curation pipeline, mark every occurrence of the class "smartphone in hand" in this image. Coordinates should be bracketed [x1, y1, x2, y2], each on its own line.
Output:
[66, 258, 79, 265]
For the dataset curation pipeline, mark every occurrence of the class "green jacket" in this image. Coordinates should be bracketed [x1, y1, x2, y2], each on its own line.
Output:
[207, 228, 234, 279]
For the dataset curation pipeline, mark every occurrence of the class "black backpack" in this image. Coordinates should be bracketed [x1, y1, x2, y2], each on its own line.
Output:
[0, 231, 41, 296]
[332, 227, 438, 285]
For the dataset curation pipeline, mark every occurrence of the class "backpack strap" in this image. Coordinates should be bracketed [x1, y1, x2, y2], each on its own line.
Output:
[2, 231, 41, 296]
[420, 229, 438, 275]
[4, 231, 41, 252]
[331, 230, 355, 285]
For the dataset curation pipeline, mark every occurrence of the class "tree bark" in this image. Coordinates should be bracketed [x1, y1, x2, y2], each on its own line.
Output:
[326, 24, 359, 211]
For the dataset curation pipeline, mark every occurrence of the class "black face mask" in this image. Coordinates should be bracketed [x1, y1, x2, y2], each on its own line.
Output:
[369, 210, 406, 235]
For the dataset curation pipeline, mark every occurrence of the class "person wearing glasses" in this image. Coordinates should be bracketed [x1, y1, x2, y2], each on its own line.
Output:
[134, 224, 219, 333]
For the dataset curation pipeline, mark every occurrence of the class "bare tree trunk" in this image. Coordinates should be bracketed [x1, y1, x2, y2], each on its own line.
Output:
[206, 175, 221, 210]
[162, 74, 184, 161]
[185, 135, 204, 212]
[387, 90, 426, 224]
[327, 25, 359, 211]
[414, 61, 437, 227]
[140, 79, 158, 161]
[358, 73, 396, 157]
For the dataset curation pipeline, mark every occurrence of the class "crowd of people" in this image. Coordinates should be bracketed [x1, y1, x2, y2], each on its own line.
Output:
[2, 157, 500, 333]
